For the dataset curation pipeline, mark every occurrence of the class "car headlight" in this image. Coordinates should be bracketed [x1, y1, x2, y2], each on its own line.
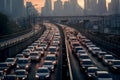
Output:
[105, 60, 108, 63]
[88, 74, 92, 77]
[22, 77, 26, 80]
[26, 65, 29, 68]
[53, 61, 56, 65]
[17, 65, 19, 68]
[35, 75, 39, 78]
[113, 67, 117, 69]
[46, 74, 50, 78]
[36, 57, 39, 59]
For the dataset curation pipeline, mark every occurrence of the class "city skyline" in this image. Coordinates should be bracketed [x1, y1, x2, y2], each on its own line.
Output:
[25, 0, 111, 11]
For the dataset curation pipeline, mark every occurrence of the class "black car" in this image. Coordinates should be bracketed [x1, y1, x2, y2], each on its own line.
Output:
[0, 63, 10, 74]
[15, 69, 28, 80]
[4, 74, 17, 80]
[35, 67, 50, 80]
[110, 60, 120, 72]
[16, 58, 31, 70]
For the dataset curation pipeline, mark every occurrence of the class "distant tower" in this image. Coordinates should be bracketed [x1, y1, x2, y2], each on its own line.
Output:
[54, 0, 63, 16]
[97, 0, 107, 15]
[109, 0, 120, 14]
[84, 0, 91, 15]
[42, 0, 52, 16]
[69, 0, 83, 16]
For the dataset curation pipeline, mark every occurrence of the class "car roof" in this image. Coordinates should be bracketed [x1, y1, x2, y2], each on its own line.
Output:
[38, 67, 48, 70]
[88, 67, 98, 69]
[15, 69, 26, 72]
[96, 71, 109, 74]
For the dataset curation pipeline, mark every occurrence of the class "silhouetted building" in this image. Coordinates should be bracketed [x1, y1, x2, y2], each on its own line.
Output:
[54, 0, 63, 16]
[97, 0, 107, 15]
[41, 0, 52, 16]
[108, 0, 120, 14]
[63, 1, 71, 16]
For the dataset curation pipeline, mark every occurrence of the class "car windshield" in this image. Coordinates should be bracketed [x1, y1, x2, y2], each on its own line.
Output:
[37, 69, 49, 73]
[82, 61, 93, 65]
[73, 44, 80, 47]
[44, 62, 52, 65]
[46, 57, 56, 61]
[98, 73, 111, 78]
[16, 71, 25, 75]
[88, 69, 97, 73]
[30, 53, 38, 56]
[49, 48, 56, 52]
[75, 48, 83, 51]
[6, 59, 14, 62]
[0, 72, 3, 76]
[36, 48, 43, 51]
[17, 60, 28, 64]
[113, 62, 120, 65]
[5, 76, 16, 80]
[80, 56, 89, 59]
[105, 56, 114, 59]
[0, 64, 7, 67]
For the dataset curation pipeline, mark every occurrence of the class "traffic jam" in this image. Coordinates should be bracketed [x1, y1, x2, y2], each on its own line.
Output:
[0, 23, 61, 80]
[62, 24, 120, 80]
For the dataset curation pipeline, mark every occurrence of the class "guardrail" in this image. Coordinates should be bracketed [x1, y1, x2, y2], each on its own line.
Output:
[0, 25, 41, 49]
[60, 24, 73, 80]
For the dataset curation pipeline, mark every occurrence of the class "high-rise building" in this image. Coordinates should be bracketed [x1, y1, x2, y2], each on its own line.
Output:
[0, 0, 5, 13]
[41, 0, 52, 16]
[54, 0, 63, 16]
[97, 0, 107, 15]
[90, 0, 98, 15]
[63, 1, 71, 16]
[84, 0, 91, 15]
[108, 0, 120, 14]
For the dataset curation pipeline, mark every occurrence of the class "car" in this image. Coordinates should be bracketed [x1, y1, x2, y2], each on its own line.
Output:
[27, 46, 35, 52]
[80, 59, 94, 71]
[29, 51, 41, 61]
[40, 43, 48, 50]
[73, 46, 83, 53]
[48, 46, 58, 55]
[31, 43, 39, 48]
[97, 51, 107, 59]
[0, 71, 4, 80]
[35, 67, 50, 80]
[93, 71, 113, 80]
[43, 61, 55, 72]
[45, 54, 57, 66]
[86, 67, 99, 79]
[110, 60, 120, 72]
[5, 58, 16, 68]
[22, 49, 31, 57]
[76, 50, 86, 57]
[90, 47, 101, 56]
[0, 63, 10, 74]
[16, 54, 24, 59]
[15, 69, 28, 80]
[79, 54, 90, 61]
[36, 47, 45, 56]
[16, 58, 31, 70]
[102, 55, 114, 65]
[70, 41, 80, 50]
[4, 74, 17, 80]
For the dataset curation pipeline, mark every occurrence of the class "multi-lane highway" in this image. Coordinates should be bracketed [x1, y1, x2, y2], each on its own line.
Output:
[0, 23, 120, 80]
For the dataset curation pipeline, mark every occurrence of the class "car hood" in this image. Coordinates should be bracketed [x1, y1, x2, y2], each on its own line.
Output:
[16, 75, 27, 78]
[43, 65, 54, 68]
[98, 78, 112, 80]
[113, 65, 120, 67]
[36, 73, 49, 76]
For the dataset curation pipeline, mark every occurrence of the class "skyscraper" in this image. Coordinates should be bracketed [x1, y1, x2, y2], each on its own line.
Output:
[41, 0, 52, 16]
[84, 0, 91, 15]
[54, 0, 63, 16]
[97, 0, 107, 15]
[108, 0, 120, 14]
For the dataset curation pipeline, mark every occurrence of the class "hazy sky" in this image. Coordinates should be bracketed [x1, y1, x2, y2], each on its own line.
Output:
[25, 0, 111, 11]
